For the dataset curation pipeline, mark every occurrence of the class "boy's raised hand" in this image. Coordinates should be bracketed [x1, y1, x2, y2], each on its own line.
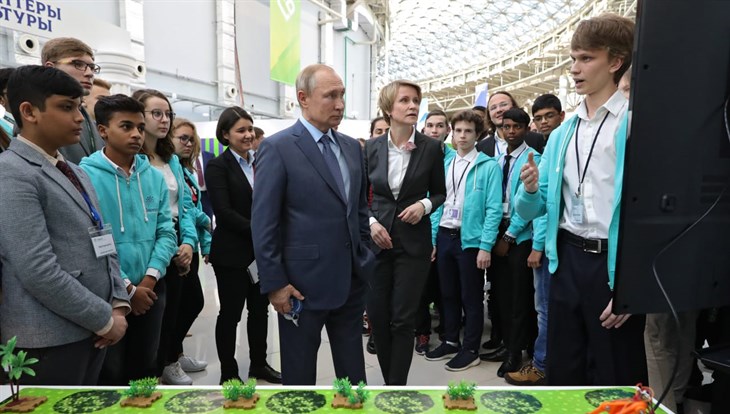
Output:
[520, 152, 539, 193]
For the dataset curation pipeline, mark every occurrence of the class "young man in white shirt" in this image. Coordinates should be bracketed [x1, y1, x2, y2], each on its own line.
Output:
[516, 13, 647, 386]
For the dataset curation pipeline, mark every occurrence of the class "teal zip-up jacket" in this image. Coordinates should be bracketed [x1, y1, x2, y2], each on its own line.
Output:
[503, 144, 541, 244]
[80, 152, 178, 285]
[430, 146, 503, 252]
[182, 167, 212, 255]
[514, 113, 629, 289]
[167, 154, 199, 249]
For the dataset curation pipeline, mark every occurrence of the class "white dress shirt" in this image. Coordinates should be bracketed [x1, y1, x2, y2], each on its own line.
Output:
[494, 130, 508, 158]
[154, 163, 179, 219]
[498, 141, 529, 219]
[560, 90, 628, 239]
[439, 148, 478, 229]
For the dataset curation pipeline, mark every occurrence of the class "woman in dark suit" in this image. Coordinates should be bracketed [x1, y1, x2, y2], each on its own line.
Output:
[206, 107, 281, 384]
[364, 80, 446, 385]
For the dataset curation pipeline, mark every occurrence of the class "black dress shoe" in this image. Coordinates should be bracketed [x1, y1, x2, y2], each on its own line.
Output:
[497, 353, 523, 378]
[481, 338, 503, 350]
[366, 335, 376, 355]
[249, 363, 282, 384]
[479, 346, 508, 362]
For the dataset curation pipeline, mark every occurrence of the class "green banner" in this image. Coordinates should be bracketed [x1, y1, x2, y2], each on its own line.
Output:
[270, 0, 301, 85]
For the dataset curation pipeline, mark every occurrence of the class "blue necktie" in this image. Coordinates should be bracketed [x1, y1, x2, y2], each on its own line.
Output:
[320, 135, 347, 201]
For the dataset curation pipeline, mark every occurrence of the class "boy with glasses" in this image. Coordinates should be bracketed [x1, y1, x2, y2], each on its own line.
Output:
[531, 94, 565, 143]
[42, 37, 104, 164]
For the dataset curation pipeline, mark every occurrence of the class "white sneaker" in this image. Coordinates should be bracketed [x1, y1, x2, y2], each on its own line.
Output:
[161, 361, 193, 385]
[178, 354, 208, 372]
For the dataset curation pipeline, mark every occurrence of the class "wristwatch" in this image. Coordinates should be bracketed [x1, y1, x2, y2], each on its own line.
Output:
[502, 234, 516, 244]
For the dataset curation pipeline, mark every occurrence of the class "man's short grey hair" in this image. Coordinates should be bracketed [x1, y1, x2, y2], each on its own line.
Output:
[296, 64, 336, 96]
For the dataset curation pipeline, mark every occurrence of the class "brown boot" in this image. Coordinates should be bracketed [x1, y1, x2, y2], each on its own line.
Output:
[504, 361, 546, 386]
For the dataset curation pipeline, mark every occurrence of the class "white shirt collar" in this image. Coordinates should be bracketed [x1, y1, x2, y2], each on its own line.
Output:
[504, 141, 528, 158]
[387, 127, 416, 151]
[101, 147, 136, 176]
[231, 149, 255, 166]
[16, 135, 64, 166]
[456, 147, 478, 163]
[576, 89, 628, 121]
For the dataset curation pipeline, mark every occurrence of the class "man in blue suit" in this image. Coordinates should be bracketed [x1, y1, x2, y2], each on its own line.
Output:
[252, 64, 375, 385]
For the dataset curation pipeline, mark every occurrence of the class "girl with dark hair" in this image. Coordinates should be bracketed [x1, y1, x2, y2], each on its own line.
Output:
[132, 89, 199, 385]
[206, 106, 280, 384]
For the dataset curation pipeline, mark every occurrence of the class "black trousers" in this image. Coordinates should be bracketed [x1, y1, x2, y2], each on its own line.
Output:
[156, 260, 185, 374]
[170, 253, 205, 358]
[21, 337, 106, 385]
[100, 279, 167, 385]
[415, 261, 443, 336]
[546, 233, 647, 385]
[490, 239, 536, 354]
[368, 229, 431, 385]
[279, 277, 367, 385]
[436, 229, 485, 352]
[213, 264, 270, 381]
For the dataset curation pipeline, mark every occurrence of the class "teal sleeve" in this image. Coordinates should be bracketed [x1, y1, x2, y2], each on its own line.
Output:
[515, 150, 548, 221]
[430, 205, 443, 246]
[178, 167, 199, 248]
[479, 162, 503, 252]
[148, 179, 177, 277]
[531, 213, 548, 252]
[195, 208, 212, 255]
[508, 152, 541, 237]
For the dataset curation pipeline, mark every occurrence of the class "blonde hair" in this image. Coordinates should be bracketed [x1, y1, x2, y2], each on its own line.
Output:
[93, 77, 112, 90]
[378, 80, 422, 124]
[41, 37, 94, 63]
[172, 117, 201, 171]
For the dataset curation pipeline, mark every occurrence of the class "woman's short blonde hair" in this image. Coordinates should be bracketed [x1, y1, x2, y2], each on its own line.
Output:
[378, 80, 422, 124]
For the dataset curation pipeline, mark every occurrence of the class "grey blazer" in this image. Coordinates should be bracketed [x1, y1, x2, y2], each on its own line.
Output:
[0, 139, 128, 348]
[58, 107, 104, 165]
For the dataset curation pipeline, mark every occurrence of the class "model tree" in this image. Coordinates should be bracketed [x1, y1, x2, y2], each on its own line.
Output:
[0, 336, 46, 412]
[222, 378, 259, 409]
[443, 380, 477, 411]
[332, 377, 369, 409]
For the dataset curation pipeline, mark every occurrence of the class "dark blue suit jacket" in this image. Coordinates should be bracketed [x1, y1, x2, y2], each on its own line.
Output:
[252, 120, 375, 310]
[200, 150, 215, 219]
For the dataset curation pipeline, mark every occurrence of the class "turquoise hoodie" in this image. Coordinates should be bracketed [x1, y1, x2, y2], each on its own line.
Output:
[80, 151, 178, 285]
[167, 154, 199, 249]
[182, 167, 212, 255]
[430, 146, 503, 252]
[514, 113, 629, 289]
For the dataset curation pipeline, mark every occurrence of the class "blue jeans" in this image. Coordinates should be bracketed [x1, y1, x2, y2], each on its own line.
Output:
[532, 254, 550, 372]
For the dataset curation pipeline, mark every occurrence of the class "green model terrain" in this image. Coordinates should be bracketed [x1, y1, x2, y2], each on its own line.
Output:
[6, 387, 669, 413]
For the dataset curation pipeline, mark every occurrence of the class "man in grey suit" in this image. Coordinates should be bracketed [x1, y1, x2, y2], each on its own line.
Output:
[42, 37, 105, 164]
[0, 66, 129, 385]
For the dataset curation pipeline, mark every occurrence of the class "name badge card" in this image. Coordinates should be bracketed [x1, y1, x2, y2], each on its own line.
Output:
[447, 208, 461, 220]
[570, 194, 585, 224]
[89, 224, 116, 258]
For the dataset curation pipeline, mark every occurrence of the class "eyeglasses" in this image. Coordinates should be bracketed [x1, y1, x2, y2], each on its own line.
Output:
[499, 124, 525, 131]
[145, 109, 175, 121]
[533, 112, 558, 123]
[488, 101, 511, 112]
[55, 59, 101, 74]
[175, 134, 194, 144]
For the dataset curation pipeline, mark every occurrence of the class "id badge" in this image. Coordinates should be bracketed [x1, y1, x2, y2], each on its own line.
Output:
[89, 224, 116, 258]
[570, 194, 585, 224]
[447, 208, 461, 220]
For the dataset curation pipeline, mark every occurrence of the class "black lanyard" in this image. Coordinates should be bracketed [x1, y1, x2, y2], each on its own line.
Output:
[574, 112, 610, 196]
[451, 157, 470, 204]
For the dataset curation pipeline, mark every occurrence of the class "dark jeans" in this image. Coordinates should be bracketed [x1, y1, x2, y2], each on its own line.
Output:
[490, 239, 536, 354]
[415, 261, 443, 336]
[368, 230, 431, 385]
[170, 253, 205, 358]
[100, 279, 167, 385]
[21, 337, 106, 385]
[436, 228, 484, 352]
[546, 232, 647, 385]
[213, 264, 270, 381]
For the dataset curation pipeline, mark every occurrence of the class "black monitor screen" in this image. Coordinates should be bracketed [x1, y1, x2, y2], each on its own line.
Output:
[614, 0, 730, 315]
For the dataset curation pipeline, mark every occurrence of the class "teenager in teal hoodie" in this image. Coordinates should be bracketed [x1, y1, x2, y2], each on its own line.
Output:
[514, 14, 646, 387]
[80, 94, 177, 385]
[425, 110, 502, 372]
[133, 89, 199, 385]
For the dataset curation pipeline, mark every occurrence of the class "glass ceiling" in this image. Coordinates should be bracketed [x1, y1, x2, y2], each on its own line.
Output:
[378, 0, 589, 82]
